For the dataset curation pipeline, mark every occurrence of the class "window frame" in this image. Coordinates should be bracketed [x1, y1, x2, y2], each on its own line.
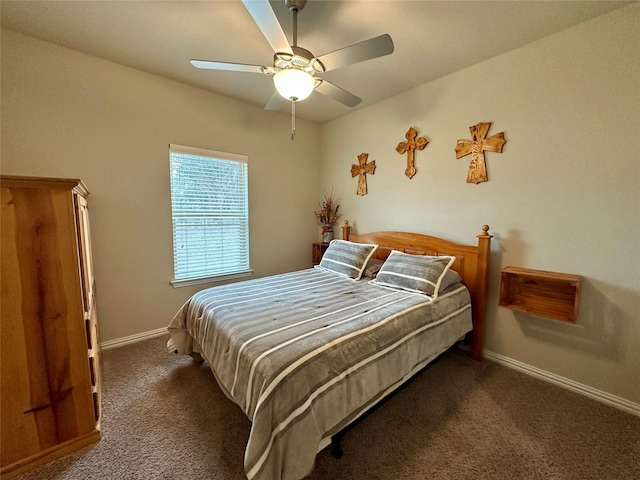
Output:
[169, 144, 251, 288]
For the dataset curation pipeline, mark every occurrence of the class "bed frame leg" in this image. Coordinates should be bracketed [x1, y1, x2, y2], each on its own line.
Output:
[330, 433, 344, 459]
[189, 352, 204, 363]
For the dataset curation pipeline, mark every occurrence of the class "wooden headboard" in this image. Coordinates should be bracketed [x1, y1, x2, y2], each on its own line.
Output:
[343, 222, 492, 361]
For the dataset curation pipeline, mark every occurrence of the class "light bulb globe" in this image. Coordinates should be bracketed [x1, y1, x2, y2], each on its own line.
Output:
[274, 69, 315, 101]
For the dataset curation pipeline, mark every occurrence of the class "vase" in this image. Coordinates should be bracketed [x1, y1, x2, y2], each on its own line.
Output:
[322, 226, 334, 243]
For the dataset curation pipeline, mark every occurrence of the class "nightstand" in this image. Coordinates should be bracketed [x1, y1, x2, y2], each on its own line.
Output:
[312, 242, 329, 265]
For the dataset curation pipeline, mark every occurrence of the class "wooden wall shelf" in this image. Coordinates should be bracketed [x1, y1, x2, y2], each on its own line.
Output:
[499, 266, 581, 323]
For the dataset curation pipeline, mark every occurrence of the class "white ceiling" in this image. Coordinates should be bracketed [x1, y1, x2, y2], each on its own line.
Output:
[1, 0, 631, 124]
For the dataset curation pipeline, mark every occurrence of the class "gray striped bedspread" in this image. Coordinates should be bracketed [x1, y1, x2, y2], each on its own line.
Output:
[167, 267, 472, 480]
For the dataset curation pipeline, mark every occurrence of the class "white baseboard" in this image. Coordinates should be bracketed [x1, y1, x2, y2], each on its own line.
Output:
[100, 327, 168, 350]
[484, 349, 640, 418]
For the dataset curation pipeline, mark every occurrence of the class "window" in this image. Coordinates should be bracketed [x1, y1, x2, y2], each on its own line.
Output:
[169, 144, 250, 287]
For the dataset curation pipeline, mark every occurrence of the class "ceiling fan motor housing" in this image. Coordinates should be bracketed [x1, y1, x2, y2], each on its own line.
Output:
[273, 46, 325, 74]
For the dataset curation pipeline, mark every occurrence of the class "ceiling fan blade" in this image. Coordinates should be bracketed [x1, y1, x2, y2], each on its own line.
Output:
[190, 59, 264, 74]
[315, 80, 361, 108]
[316, 34, 394, 72]
[241, 0, 293, 55]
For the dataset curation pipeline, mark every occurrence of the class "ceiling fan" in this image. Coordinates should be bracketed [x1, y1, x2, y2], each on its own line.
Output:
[190, 0, 394, 138]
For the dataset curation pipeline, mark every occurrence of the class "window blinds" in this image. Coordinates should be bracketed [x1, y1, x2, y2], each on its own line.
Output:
[169, 145, 249, 282]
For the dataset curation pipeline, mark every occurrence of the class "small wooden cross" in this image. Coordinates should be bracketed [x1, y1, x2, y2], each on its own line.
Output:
[455, 122, 506, 184]
[396, 127, 428, 179]
[351, 152, 376, 196]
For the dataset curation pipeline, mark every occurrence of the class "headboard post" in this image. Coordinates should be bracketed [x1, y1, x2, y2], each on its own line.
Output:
[342, 220, 351, 241]
[471, 225, 492, 361]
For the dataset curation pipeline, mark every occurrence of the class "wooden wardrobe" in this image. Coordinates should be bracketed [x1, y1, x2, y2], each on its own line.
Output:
[1, 175, 101, 478]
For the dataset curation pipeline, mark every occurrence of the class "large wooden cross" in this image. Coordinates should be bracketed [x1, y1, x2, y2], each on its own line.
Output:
[455, 122, 506, 184]
[396, 127, 428, 179]
[351, 152, 376, 196]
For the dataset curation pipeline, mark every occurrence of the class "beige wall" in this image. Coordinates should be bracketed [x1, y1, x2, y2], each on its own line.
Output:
[1, 30, 321, 342]
[319, 4, 640, 404]
[2, 4, 638, 408]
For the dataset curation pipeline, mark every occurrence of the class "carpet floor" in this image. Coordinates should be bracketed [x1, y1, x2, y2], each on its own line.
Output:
[14, 335, 640, 480]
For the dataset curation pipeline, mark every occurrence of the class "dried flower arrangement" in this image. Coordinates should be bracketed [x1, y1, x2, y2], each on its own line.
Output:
[314, 189, 340, 234]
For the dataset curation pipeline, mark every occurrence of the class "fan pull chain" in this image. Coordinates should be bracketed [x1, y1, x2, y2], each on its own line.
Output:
[291, 100, 296, 140]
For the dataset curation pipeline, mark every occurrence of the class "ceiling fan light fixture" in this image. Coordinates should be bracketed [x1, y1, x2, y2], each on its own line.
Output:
[274, 68, 315, 101]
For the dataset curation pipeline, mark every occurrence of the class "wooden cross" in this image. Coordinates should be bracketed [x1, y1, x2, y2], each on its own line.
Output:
[455, 122, 506, 184]
[351, 152, 376, 196]
[396, 127, 428, 179]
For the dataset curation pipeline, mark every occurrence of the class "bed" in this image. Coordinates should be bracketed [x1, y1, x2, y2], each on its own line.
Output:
[167, 224, 491, 480]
